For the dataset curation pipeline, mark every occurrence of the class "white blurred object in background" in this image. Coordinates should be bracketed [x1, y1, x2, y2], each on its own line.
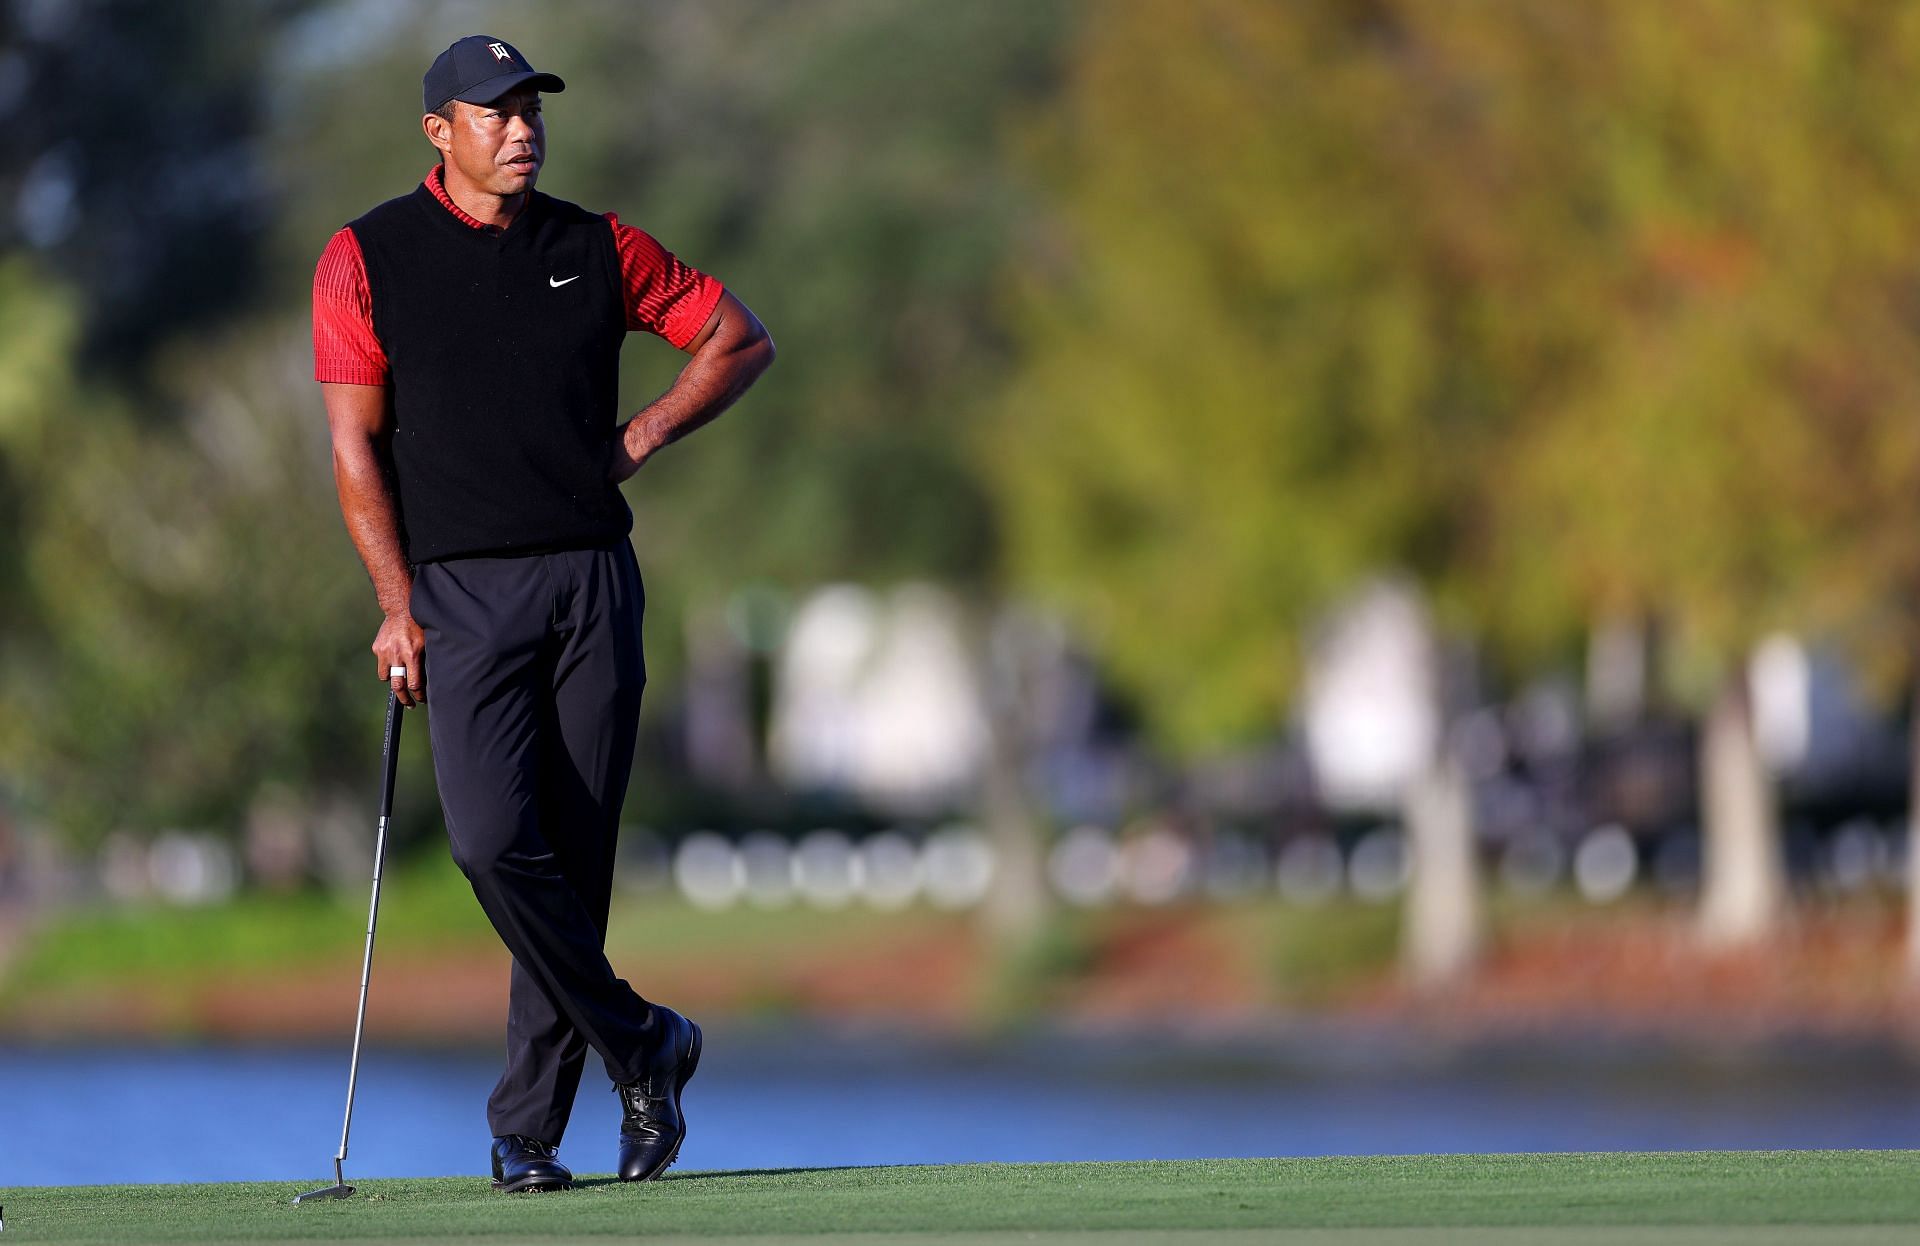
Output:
[148, 831, 238, 905]
[674, 832, 744, 911]
[858, 831, 924, 910]
[1302, 581, 1438, 811]
[1048, 825, 1119, 906]
[1749, 632, 1882, 782]
[1750, 633, 1811, 774]
[793, 829, 861, 909]
[1118, 824, 1193, 905]
[770, 583, 988, 812]
[1573, 823, 1638, 902]
[738, 831, 795, 908]
[921, 825, 995, 909]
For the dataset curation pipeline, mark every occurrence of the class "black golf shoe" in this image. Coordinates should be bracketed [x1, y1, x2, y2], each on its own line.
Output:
[615, 1004, 703, 1182]
[490, 1133, 573, 1193]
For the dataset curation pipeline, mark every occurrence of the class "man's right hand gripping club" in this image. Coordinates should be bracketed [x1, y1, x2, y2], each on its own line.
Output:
[375, 608, 426, 707]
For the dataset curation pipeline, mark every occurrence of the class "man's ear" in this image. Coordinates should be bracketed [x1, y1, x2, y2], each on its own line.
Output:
[421, 109, 453, 157]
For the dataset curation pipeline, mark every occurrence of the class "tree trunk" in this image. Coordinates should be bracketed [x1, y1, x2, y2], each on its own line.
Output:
[979, 709, 1047, 947]
[1905, 671, 1920, 982]
[972, 602, 1049, 947]
[1586, 614, 1649, 733]
[1696, 665, 1786, 949]
[682, 601, 758, 791]
[1400, 740, 1482, 989]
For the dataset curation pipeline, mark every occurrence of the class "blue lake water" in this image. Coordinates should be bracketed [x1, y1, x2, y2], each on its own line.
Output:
[4, 1029, 1918, 1187]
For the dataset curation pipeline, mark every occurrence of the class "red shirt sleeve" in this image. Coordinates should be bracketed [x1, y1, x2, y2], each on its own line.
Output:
[312, 228, 389, 385]
[604, 213, 725, 349]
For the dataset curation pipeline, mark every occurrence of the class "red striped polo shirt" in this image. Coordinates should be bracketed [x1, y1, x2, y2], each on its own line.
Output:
[312, 165, 724, 385]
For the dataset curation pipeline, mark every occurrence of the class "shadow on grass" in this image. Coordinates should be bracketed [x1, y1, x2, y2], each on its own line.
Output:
[569, 1166, 869, 1189]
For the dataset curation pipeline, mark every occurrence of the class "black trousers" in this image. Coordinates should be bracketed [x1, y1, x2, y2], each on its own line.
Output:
[410, 539, 661, 1144]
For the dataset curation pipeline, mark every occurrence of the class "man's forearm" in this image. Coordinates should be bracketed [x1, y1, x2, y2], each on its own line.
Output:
[615, 297, 775, 478]
[618, 343, 771, 468]
[332, 436, 414, 616]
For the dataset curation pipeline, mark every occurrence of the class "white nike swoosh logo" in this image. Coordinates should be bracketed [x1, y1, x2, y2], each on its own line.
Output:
[550, 275, 580, 288]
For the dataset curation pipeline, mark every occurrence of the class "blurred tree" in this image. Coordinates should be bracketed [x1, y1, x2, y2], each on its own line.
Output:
[0, 261, 83, 796]
[985, 1, 1506, 982]
[272, 0, 1064, 601]
[0, 0, 304, 372]
[985, 1, 1516, 752]
[0, 309, 412, 849]
[0, 0, 1071, 868]
[0, 0, 428, 858]
[1465, 1, 1920, 949]
[987, 0, 1920, 962]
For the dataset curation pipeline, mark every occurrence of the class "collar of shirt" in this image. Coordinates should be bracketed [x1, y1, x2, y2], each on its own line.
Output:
[426, 164, 507, 235]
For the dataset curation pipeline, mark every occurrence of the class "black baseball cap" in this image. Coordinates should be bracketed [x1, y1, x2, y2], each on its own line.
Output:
[423, 36, 565, 114]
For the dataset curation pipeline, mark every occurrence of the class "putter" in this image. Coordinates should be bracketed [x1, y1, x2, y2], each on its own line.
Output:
[295, 689, 405, 1205]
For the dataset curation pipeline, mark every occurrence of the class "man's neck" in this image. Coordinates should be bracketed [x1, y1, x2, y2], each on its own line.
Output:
[437, 164, 527, 230]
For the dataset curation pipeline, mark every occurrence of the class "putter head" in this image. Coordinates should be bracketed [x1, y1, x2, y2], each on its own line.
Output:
[293, 1182, 355, 1204]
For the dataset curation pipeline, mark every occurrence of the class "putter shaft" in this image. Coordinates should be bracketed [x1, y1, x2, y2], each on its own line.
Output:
[295, 691, 403, 1206]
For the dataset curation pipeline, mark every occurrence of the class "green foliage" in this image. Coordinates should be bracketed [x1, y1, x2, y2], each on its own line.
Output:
[986, 0, 1920, 752]
[15, 0, 1920, 840]
[1466, 2, 1920, 697]
[0, 1, 1063, 844]
[0, 0, 298, 366]
[985, 3, 1510, 750]
[0, 260, 82, 776]
[1, 314, 396, 843]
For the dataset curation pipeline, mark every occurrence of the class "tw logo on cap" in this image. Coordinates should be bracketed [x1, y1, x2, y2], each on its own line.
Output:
[423, 35, 565, 113]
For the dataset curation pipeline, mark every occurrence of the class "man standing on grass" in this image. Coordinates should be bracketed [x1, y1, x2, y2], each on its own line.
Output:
[310, 35, 774, 1192]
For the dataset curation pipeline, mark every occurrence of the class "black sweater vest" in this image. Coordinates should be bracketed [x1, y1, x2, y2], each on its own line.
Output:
[349, 184, 630, 564]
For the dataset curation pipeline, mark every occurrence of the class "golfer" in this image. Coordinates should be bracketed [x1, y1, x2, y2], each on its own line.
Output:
[310, 35, 774, 1192]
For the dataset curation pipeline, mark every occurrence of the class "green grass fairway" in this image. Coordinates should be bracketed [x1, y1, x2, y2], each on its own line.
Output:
[3, 1152, 1918, 1244]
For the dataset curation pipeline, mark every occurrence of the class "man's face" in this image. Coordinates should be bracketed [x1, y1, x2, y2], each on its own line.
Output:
[431, 87, 545, 194]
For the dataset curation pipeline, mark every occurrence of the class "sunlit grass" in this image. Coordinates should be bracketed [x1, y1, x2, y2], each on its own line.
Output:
[5, 1152, 1919, 1243]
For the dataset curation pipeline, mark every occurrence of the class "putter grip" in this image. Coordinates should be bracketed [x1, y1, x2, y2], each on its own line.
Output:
[378, 690, 403, 820]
